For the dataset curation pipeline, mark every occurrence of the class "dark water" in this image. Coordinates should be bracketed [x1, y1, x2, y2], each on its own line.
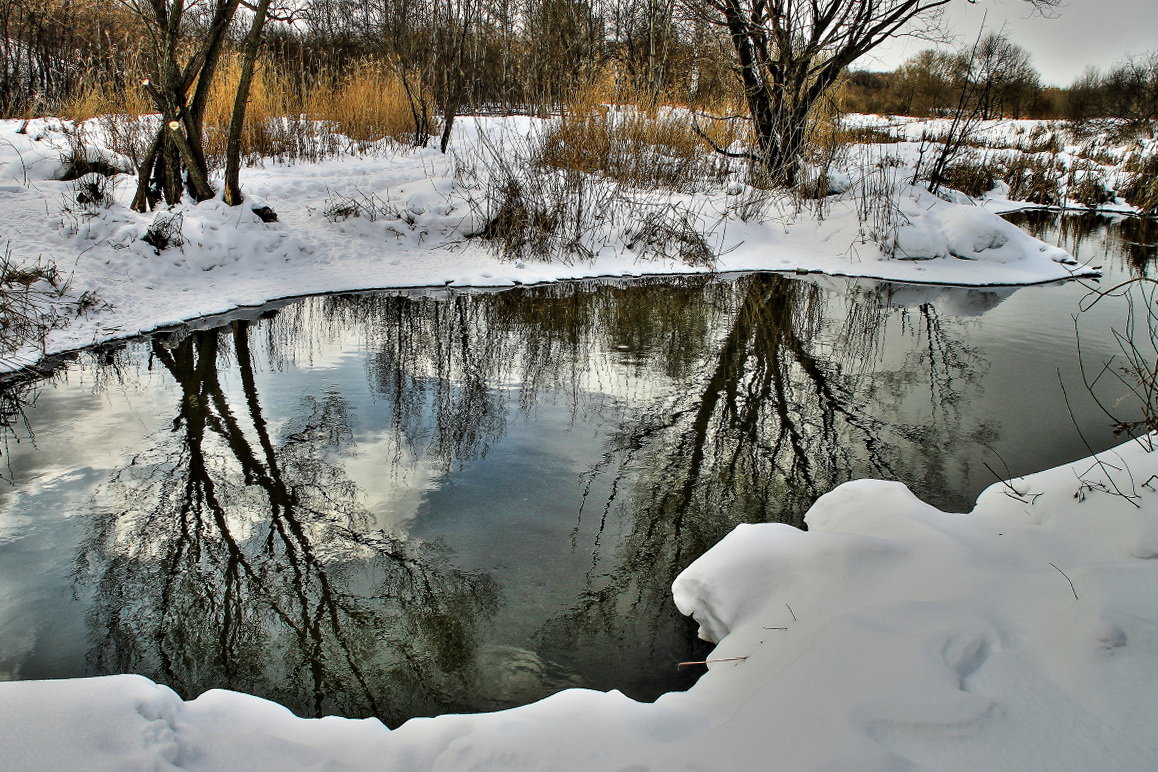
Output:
[0, 213, 1153, 727]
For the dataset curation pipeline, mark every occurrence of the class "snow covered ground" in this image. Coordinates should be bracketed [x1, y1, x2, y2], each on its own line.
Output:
[2, 433, 1155, 770]
[846, 114, 1156, 217]
[0, 115, 1093, 371]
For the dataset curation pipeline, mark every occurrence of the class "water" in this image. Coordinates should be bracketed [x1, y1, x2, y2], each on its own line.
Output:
[0, 213, 1153, 727]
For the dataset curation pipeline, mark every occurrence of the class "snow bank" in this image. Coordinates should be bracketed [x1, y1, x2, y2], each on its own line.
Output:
[844, 114, 1156, 217]
[3, 435, 1155, 770]
[0, 116, 1094, 372]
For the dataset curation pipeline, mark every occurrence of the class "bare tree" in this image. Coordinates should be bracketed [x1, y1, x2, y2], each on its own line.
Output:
[224, 1, 306, 204]
[681, 0, 1059, 185]
[119, 0, 288, 210]
[970, 32, 1039, 120]
[119, 0, 241, 209]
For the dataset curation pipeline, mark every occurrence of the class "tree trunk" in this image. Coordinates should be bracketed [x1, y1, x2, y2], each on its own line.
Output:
[131, 127, 163, 212]
[439, 88, 462, 154]
[224, 0, 273, 206]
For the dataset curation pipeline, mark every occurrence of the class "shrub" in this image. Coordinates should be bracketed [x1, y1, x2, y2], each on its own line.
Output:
[142, 212, 184, 253]
[473, 178, 565, 261]
[1119, 152, 1158, 215]
[71, 173, 116, 211]
[625, 208, 716, 267]
[1002, 155, 1064, 205]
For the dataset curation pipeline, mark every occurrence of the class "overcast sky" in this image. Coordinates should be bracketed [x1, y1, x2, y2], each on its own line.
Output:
[862, 0, 1158, 86]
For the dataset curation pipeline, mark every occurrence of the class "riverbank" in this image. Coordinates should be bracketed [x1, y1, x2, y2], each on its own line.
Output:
[2, 430, 1155, 770]
[0, 114, 1096, 373]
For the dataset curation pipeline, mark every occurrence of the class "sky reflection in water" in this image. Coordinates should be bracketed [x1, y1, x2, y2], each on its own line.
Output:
[0, 213, 1152, 726]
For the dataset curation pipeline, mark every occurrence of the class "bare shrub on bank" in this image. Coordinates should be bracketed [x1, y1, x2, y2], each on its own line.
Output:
[1119, 153, 1158, 215]
[142, 212, 184, 254]
[0, 247, 98, 370]
[459, 116, 730, 266]
[853, 152, 908, 257]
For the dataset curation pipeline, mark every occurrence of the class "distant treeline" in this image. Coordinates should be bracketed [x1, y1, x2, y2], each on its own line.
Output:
[840, 39, 1158, 126]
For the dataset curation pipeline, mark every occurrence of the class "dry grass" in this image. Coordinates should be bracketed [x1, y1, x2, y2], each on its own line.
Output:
[833, 125, 902, 145]
[1065, 160, 1116, 208]
[303, 61, 432, 143]
[1120, 152, 1158, 215]
[937, 155, 999, 197]
[1000, 154, 1064, 206]
[58, 79, 152, 125]
[55, 54, 426, 167]
[0, 247, 98, 370]
[537, 85, 744, 192]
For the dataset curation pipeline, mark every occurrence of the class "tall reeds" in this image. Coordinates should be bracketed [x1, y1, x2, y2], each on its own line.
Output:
[55, 54, 429, 167]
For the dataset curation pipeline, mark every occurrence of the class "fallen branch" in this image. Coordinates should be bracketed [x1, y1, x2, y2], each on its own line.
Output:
[1049, 562, 1080, 600]
[677, 656, 749, 668]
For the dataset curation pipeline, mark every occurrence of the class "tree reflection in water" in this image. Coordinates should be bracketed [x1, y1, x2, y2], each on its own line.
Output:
[78, 322, 498, 725]
[538, 274, 986, 682]
[1011, 211, 1158, 276]
[68, 272, 995, 722]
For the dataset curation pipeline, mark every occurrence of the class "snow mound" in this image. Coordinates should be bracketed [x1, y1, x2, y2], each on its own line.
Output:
[888, 188, 1076, 266]
[3, 435, 1156, 770]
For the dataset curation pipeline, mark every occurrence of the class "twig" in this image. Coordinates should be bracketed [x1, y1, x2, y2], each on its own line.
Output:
[677, 656, 749, 668]
[1058, 370, 1141, 507]
[690, 117, 760, 163]
[785, 603, 797, 621]
[1049, 562, 1079, 600]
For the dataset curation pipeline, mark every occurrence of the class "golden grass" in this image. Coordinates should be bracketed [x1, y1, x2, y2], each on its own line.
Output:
[58, 77, 152, 124]
[537, 82, 746, 190]
[303, 61, 431, 143]
[57, 54, 426, 165]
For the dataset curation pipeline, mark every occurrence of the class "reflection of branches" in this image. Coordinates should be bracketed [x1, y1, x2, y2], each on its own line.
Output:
[77, 323, 497, 725]
[48, 274, 994, 715]
[540, 274, 910, 679]
[0, 373, 38, 476]
[317, 279, 734, 470]
[1079, 276, 1158, 437]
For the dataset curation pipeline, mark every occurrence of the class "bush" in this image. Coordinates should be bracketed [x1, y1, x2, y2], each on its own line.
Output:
[1119, 153, 1158, 215]
[142, 212, 185, 253]
[938, 156, 999, 197]
[625, 208, 716, 267]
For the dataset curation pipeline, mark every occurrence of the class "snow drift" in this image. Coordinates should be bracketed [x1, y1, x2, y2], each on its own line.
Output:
[2, 434, 1155, 770]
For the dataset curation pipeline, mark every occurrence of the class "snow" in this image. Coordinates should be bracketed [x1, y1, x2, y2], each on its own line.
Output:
[0, 115, 1095, 372]
[2, 433, 1156, 770]
[0, 109, 1152, 769]
[844, 114, 1156, 217]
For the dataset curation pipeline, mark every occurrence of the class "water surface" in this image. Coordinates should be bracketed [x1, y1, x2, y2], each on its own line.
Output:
[0, 213, 1152, 726]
